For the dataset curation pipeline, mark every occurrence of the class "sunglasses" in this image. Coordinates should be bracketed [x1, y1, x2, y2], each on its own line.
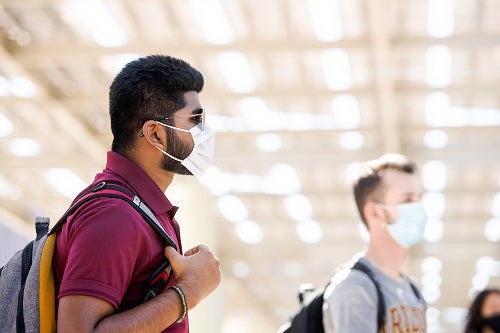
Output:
[161, 112, 205, 131]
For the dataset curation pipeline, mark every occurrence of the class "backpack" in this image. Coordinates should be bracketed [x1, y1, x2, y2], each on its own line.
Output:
[277, 260, 423, 333]
[0, 181, 177, 333]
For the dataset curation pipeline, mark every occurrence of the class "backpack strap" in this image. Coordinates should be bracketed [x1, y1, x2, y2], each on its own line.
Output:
[16, 242, 34, 333]
[403, 273, 425, 303]
[48, 181, 178, 302]
[352, 261, 425, 331]
[48, 181, 177, 250]
[351, 261, 385, 331]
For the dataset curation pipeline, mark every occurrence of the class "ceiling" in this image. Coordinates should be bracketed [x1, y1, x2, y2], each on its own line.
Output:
[0, 0, 499, 332]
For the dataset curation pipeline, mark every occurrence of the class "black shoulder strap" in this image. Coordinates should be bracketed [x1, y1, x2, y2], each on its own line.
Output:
[403, 274, 425, 302]
[48, 181, 177, 250]
[351, 261, 385, 331]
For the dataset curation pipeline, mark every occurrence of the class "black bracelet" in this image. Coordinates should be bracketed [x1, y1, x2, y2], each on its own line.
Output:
[170, 285, 188, 323]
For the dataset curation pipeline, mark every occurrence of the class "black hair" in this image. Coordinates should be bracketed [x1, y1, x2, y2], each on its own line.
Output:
[109, 54, 204, 154]
[464, 288, 500, 333]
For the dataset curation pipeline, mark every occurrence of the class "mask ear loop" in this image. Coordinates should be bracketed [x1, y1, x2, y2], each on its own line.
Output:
[373, 203, 396, 226]
[154, 145, 183, 162]
[139, 121, 186, 162]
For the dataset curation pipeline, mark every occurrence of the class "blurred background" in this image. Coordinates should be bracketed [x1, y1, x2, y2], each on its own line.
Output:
[0, 0, 499, 332]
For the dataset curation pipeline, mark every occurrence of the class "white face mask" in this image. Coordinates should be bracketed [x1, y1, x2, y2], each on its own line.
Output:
[155, 122, 215, 179]
[377, 202, 427, 248]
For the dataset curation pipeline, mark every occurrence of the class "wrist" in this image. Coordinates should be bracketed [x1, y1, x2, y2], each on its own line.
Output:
[169, 285, 188, 323]
[175, 281, 200, 310]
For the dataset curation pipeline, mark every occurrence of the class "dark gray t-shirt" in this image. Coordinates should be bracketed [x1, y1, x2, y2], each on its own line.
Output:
[322, 257, 427, 333]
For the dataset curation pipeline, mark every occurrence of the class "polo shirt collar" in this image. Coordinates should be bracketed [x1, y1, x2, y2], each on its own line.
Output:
[104, 151, 178, 217]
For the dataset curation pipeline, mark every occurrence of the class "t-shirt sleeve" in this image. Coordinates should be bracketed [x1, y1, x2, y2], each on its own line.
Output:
[58, 199, 152, 309]
[323, 269, 379, 333]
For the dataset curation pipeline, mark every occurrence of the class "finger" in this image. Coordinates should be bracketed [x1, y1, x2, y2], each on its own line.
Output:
[184, 244, 209, 256]
[164, 246, 180, 259]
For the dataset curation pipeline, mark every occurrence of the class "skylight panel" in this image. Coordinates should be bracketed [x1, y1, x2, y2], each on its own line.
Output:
[9, 77, 36, 98]
[424, 130, 448, 149]
[234, 220, 263, 244]
[0, 175, 21, 201]
[471, 257, 494, 291]
[331, 94, 361, 129]
[338, 131, 364, 150]
[189, 0, 234, 45]
[321, 49, 352, 91]
[239, 97, 273, 130]
[484, 218, 500, 242]
[45, 168, 87, 199]
[71, 0, 128, 47]
[261, 164, 301, 195]
[424, 218, 444, 243]
[345, 162, 363, 185]
[0, 76, 8, 97]
[0, 112, 13, 137]
[284, 194, 313, 221]
[427, 0, 455, 38]
[425, 92, 466, 127]
[10, 138, 40, 157]
[217, 52, 256, 93]
[256, 133, 283, 152]
[466, 108, 500, 126]
[423, 192, 446, 218]
[420, 256, 443, 303]
[425, 93, 500, 127]
[422, 191, 445, 243]
[491, 192, 500, 217]
[296, 219, 323, 244]
[426, 45, 451, 88]
[217, 195, 248, 223]
[199, 166, 233, 196]
[422, 160, 447, 192]
[232, 261, 250, 278]
[0, 76, 36, 98]
[307, 0, 343, 42]
[100, 54, 139, 74]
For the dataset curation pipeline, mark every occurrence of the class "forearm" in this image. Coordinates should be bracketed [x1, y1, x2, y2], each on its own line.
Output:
[58, 288, 185, 333]
[96, 288, 184, 333]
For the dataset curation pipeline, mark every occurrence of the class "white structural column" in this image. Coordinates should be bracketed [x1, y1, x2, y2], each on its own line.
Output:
[165, 178, 222, 333]
[367, 0, 400, 153]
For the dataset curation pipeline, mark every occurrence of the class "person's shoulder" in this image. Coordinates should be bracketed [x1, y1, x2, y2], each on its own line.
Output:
[325, 263, 378, 300]
[67, 191, 149, 239]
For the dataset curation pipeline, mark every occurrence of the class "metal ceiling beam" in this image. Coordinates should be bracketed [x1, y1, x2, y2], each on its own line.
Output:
[9, 34, 500, 65]
[52, 82, 500, 102]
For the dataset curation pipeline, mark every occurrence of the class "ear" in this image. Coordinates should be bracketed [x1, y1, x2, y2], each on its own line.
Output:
[141, 120, 166, 149]
[363, 202, 383, 229]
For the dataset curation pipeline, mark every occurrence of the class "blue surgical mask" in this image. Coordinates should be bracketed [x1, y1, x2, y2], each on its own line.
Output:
[377, 202, 427, 248]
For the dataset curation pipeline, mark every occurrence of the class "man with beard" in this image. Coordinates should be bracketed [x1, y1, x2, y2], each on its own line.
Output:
[53, 55, 221, 333]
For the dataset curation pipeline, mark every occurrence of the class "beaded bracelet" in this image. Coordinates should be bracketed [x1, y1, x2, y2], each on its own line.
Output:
[170, 285, 188, 323]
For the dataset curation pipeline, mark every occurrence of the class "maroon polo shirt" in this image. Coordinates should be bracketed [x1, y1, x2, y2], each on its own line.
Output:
[54, 151, 188, 332]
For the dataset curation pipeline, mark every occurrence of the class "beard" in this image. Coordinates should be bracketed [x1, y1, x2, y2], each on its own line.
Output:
[161, 129, 193, 175]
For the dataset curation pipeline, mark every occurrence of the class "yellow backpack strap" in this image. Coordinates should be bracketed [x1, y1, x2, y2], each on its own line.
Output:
[39, 232, 57, 333]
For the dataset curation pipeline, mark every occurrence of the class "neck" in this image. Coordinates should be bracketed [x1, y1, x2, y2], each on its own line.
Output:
[364, 238, 408, 279]
[126, 148, 175, 193]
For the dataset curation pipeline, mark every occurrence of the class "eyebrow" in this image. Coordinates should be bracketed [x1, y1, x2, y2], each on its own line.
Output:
[190, 108, 203, 115]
